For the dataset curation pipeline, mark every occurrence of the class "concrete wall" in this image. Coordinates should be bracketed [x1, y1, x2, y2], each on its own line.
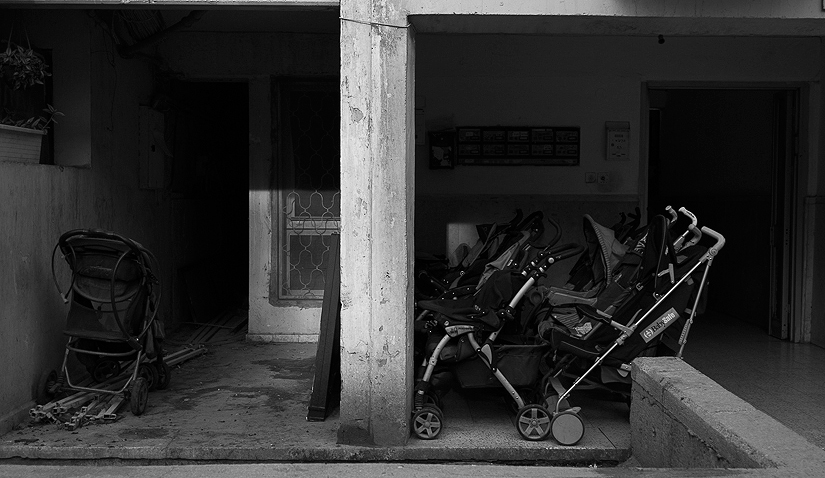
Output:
[0, 11, 176, 433]
[407, 0, 825, 18]
[414, 34, 821, 259]
[631, 357, 825, 472]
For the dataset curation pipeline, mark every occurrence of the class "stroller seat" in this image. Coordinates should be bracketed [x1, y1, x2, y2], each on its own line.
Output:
[547, 327, 632, 371]
[61, 236, 150, 345]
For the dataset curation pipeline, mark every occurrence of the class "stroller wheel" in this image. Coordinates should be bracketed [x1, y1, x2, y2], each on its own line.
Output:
[155, 361, 172, 390]
[550, 410, 584, 446]
[411, 406, 443, 440]
[516, 404, 552, 441]
[129, 377, 149, 416]
[92, 360, 121, 383]
[138, 364, 159, 391]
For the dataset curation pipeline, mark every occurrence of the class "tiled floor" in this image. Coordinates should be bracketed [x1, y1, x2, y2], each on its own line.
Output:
[682, 311, 825, 450]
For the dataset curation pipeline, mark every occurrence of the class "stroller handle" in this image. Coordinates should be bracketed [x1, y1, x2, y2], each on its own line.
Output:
[678, 207, 698, 227]
[665, 205, 678, 222]
[59, 228, 144, 253]
[700, 226, 725, 255]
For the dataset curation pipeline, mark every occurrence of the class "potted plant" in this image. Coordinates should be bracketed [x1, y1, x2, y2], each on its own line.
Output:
[0, 28, 62, 163]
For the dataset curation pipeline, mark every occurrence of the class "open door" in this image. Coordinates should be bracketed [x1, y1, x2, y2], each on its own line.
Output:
[647, 86, 799, 335]
[768, 90, 798, 340]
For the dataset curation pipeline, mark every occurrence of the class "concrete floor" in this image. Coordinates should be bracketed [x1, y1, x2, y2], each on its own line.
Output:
[0, 316, 631, 465]
[1, 309, 822, 465]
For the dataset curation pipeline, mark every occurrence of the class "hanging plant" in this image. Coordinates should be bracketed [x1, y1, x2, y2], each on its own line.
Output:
[0, 28, 51, 90]
[0, 25, 62, 138]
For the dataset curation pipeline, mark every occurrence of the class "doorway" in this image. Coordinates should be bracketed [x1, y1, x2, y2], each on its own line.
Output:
[646, 87, 798, 337]
[169, 81, 250, 323]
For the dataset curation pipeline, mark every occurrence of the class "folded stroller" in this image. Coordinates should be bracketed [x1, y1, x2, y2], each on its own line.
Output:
[535, 213, 724, 445]
[45, 229, 168, 416]
[415, 210, 552, 300]
[411, 241, 582, 441]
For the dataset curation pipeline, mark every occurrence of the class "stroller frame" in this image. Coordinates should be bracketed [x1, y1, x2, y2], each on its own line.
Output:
[412, 242, 582, 441]
[46, 229, 168, 416]
[543, 224, 725, 445]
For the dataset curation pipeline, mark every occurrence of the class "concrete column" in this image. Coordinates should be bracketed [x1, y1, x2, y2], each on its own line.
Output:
[338, 0, 415, 446]
[248, 76, 272, 339]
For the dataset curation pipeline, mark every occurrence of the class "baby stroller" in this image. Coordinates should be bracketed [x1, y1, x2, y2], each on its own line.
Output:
[532, 206, 701, 335]
[535, 212, 725, 445]
[45, 229, 169, 416]
[411, 240, 582, 441]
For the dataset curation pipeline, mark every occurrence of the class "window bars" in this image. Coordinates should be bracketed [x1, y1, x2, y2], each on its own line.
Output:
[278, 81, 340, 300]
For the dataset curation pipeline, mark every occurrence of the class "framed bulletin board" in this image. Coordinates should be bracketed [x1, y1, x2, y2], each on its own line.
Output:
[456, 126, 580, 165]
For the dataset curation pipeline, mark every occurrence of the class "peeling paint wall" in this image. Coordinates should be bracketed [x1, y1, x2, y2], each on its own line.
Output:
[0, 11, 176, 432]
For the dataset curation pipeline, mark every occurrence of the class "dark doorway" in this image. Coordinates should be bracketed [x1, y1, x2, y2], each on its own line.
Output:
[647, 88, 796, 334]
[169, 81, 250, 323]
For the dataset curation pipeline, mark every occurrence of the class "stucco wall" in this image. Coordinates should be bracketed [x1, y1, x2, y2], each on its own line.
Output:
[0, 11, 176, 433]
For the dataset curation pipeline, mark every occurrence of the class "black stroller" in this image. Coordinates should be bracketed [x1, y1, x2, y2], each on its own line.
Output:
[535, 212, 725, 445]
[411, 240, 582, 441]
[46, 229, 169, 416]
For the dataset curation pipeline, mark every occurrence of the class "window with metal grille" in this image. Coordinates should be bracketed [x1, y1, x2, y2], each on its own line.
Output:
[275, 80, 340, 300]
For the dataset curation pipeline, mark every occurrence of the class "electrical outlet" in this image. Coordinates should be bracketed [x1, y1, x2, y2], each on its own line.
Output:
[598, 172, 610, 184]
[585, 172, 597, 183]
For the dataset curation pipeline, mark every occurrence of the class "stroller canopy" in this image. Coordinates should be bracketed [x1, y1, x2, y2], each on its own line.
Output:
[579, 214, 629, 290]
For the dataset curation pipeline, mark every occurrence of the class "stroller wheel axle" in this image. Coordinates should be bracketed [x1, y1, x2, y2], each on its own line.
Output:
[138, 363, 159, 392]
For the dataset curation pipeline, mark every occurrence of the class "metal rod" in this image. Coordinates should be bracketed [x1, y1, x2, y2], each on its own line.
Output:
[677, 258, 713, 358]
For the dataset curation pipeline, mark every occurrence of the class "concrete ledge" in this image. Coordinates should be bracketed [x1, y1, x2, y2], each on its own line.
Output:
[631, 357, 825, 473]
[0, 443, 628, 464]
[246, 334, 318, 343]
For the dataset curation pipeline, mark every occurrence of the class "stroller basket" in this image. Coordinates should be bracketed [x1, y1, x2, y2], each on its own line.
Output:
[452, 335, 548, 389]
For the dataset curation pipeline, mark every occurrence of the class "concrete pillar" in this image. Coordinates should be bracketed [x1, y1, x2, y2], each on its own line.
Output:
[338, 0, 415, 446]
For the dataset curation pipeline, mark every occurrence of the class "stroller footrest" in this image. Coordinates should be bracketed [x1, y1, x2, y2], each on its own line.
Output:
[63, 329, 128, 343]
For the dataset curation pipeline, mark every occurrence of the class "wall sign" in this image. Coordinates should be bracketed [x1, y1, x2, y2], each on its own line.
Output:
[455, 126, 580, 165]
[605, 121, 630, 160]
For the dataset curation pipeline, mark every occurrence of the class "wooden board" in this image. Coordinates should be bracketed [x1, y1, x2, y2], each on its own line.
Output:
[306, 234, 341, 421]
